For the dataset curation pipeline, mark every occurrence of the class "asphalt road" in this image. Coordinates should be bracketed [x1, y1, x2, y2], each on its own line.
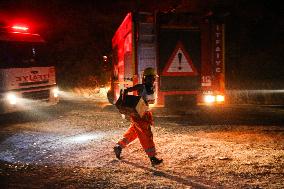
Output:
[0, 99, 283, 188]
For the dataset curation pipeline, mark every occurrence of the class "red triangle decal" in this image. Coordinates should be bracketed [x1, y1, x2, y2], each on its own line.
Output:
[162, 41, 198, 76]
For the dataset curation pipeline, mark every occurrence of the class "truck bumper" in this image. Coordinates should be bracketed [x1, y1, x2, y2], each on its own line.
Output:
[0, 88, 59, 114]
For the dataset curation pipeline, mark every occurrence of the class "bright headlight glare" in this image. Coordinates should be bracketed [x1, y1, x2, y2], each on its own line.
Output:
[204, 94, 215, 103]
[216, 95, 225, 102]
[52, 88, 59, 98]
[6, 93, 17, 105]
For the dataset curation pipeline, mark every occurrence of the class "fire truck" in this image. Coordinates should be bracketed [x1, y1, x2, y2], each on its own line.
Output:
[108, 11, 225, 108]
[0, 22, 59, 113]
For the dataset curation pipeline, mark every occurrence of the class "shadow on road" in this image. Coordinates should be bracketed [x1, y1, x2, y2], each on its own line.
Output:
[121, 160, 219, 189]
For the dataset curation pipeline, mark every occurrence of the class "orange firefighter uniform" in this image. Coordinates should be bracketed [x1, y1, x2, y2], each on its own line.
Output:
[114, 67, 162, 165]
[117, 111, 156, 157]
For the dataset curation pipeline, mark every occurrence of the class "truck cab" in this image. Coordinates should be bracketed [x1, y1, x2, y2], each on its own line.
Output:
[0, 23, 59, 113]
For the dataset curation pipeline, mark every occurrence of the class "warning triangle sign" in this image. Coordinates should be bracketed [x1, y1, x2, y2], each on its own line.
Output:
[162, 41, 198, 76]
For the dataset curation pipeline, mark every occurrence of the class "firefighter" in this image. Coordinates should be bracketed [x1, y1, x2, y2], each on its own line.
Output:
[113, 67, 163, 166]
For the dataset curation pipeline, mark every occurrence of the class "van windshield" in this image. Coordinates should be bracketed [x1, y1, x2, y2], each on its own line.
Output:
[0, 41, 49, 68]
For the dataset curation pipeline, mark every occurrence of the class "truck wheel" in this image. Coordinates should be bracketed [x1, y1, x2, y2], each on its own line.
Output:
[107, 90, 114, 104]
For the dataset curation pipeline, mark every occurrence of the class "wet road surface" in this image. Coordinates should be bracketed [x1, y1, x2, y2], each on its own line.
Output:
[0, 99, 283, 188]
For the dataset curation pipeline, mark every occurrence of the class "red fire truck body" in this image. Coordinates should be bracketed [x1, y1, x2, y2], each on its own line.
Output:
[108, 11, 225, 108]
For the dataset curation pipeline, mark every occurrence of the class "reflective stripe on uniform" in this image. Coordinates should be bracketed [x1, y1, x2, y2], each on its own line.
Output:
[118, 137, 130, 148]
[145, 147, 156, 157]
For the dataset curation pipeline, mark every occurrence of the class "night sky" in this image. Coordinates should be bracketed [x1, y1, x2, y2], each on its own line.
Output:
[0, 0, 283, 90]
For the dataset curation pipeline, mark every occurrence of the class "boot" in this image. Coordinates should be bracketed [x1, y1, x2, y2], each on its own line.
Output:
[150, 156, 163, 166]
[113, 145, 122, 159]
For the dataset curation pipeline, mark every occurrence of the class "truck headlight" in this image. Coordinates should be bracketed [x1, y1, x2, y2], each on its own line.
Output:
[52, 87, 59, 98]
[216, 95, 225, 102]
[6, 93, 18, 105]
[204, 94, 215, 104]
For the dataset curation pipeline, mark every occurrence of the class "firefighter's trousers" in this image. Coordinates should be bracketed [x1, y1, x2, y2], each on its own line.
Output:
[117, 111, 156, 157]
